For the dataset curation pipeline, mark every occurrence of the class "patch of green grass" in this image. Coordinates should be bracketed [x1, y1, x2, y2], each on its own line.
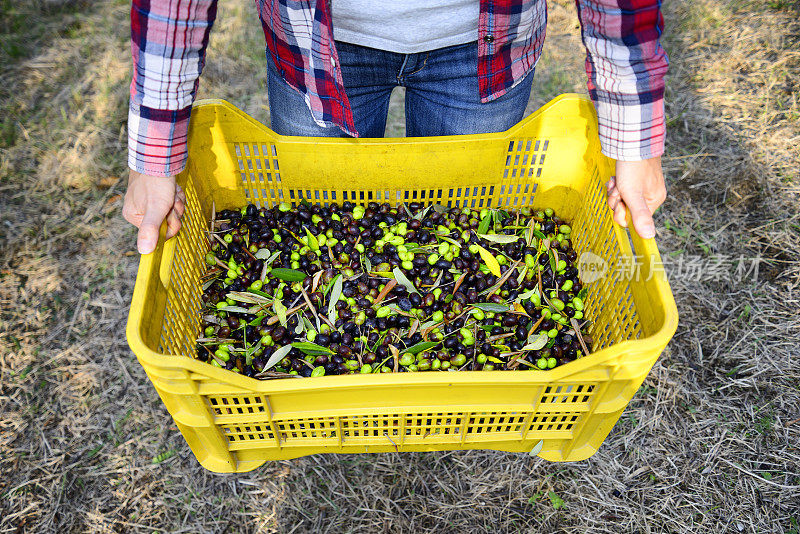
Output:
[0, 0, 90, 65]
[766, 0, 794, 10]
[635, 384, 658, 398]
[754, 412, 774, 435]
[87, 443, 104, 459]
[547, 491, 565, 510]
[152, 449, 177, 464]
[680, 400, 698, 414]
[737, 304, 752, 323]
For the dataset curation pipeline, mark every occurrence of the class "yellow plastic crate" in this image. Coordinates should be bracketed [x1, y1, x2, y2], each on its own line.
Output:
[126, 94, 678, 473]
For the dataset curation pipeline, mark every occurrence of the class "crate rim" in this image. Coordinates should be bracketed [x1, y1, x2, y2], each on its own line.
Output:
[126, 93, 678, 395]
[193, 92, 589, 145]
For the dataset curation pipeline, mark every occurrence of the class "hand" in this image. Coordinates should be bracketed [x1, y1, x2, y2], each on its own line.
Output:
[606, 157, 666, 239]
[122, 170, 186, 254]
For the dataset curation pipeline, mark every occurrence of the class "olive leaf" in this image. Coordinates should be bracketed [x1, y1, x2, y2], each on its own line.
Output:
[477, 233, 521, 244]
[311, 270, 324, 293]
[219, 305, 250, 314]
[255, 248, 276, 261]
[577, 287, 588, 300]
[202, 314, 222, 324]
[413, 204, 432, 221]
[475, 244, 501, 277]
[323, 272, 340, 296]
[245, 339, 262, 364]
[472, 302, 511, 313]
[532, 228, 546, 240]
[439, 235, 462, 247]
[273, 299, 288, 327]
[262, 344, 292, 371]
[430, 269, 444, 290]
[404, 341, 437, 355]
[418, 320, 438, 331]
[431, 204, 449, 214]
[523, 332, 549, 351]
[327, 274, 343, 321]
[525, 217, 536, 247]
[516, 265, 528, 285]
[393, 266, 420, 295]
[304, 226, 319, 251]
[548, 248, 556, 274]
[247, 304, 270, 314]
[291, 342, 335, 355]
[202, 277, 220, 291]
[248, 314, 267, 327]
[226, 291, 271, 304]
[478, 212, 492, 235]
[269, 268, 307, 282]
[517, 287, 540, 301]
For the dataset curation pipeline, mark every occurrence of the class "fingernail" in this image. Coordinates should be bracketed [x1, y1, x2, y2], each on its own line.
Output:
[138, 240, 155, 254]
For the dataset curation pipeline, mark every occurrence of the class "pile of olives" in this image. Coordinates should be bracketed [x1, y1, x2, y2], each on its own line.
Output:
[196, 201, 592, 378]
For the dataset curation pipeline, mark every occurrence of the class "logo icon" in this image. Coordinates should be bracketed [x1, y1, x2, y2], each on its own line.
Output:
[578, 252, 607, 283]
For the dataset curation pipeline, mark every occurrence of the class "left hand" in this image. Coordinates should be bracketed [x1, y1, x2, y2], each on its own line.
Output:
[606, 156, 666, 239]
[122, 170, 186, 254]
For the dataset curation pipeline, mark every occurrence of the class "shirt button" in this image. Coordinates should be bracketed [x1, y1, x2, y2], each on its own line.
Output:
[330, 57, 336, 68]
[483, 35, 494, 43]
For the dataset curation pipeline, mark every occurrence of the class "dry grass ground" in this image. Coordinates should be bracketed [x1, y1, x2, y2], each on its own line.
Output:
[1, 0, 799, 532]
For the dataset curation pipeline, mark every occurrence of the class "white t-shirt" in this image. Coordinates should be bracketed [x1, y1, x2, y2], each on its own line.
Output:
[332, 0, 479, 54]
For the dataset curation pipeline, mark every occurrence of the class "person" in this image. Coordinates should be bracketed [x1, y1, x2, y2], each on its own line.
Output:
[123, 0, 668, 254]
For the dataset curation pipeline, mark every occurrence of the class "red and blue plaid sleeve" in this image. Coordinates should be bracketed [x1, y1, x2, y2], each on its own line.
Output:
[129, 0, 217, 176]
[575, 0, 668, 161]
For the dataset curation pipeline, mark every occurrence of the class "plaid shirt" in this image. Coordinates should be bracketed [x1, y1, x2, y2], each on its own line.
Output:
[129, 0, 667, 176]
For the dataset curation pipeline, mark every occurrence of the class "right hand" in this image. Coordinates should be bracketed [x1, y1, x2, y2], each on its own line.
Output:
[122, 170, 186, 254]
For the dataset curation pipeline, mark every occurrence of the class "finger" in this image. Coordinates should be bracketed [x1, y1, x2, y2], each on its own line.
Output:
[626, 193, 656, 239]
[606, 176, 616, 193]
[137, 201, 172, 254]
[613, 202, 628, 227]
[165, 209, 182, 240]
[607, 188, 621, 211]
[175, 184, 186, 204]
[172, 193, 186, 220]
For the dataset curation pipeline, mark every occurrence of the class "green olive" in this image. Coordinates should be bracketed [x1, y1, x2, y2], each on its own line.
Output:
[399, 353, 415, 366]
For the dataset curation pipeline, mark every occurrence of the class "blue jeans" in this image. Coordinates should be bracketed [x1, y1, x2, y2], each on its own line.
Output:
[267, 41, 534, 137]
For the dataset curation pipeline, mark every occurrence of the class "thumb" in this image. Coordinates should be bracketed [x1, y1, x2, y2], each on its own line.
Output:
[626, 192, 656, 239]
[137, 200, 172, 254]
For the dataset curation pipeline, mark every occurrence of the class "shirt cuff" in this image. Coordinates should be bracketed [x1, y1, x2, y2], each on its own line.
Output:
[591, 89, 666, 162]
[127, 101, 192, 177]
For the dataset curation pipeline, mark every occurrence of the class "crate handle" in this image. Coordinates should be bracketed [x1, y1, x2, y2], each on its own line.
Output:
[623, 209, 679, 343]
[159, 235, 177, 288]
[623, 210, 666, 282]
